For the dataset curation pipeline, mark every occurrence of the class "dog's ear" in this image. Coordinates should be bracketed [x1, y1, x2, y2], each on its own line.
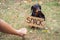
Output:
[31, 6, 34, 12]
[31, 6, 33, 10]
[31, 6, 36, 12]
[39, 5, 41, 10]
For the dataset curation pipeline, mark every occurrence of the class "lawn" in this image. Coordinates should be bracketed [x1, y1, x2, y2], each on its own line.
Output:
[0, 0, 60, 40]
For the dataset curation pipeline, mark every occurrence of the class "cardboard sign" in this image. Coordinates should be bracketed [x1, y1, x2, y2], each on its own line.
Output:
[26, 16, 45, 28]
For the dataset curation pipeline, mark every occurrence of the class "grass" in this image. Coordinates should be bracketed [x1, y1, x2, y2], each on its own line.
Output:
[0, 0, 60, 40]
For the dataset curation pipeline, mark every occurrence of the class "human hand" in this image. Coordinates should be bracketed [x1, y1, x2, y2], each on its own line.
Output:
[16, 28, 27, 37]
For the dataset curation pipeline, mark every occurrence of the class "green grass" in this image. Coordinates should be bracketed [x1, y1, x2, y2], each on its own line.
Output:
[0, 0, 60, 40]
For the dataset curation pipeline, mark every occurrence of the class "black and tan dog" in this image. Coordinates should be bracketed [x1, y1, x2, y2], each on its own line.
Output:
[31, 4, 45, 29]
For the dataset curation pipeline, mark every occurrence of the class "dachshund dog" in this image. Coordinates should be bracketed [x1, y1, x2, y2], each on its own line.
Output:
[31, 4, 45, 29]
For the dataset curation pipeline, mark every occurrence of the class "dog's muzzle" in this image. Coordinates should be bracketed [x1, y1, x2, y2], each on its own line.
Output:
[37, 8, 41, 11]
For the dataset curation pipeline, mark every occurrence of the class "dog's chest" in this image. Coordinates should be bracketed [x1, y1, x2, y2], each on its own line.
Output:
[35, 13, 39, 17]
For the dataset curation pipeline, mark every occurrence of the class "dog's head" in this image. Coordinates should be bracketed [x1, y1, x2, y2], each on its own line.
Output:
[31, 4, 41, 13]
